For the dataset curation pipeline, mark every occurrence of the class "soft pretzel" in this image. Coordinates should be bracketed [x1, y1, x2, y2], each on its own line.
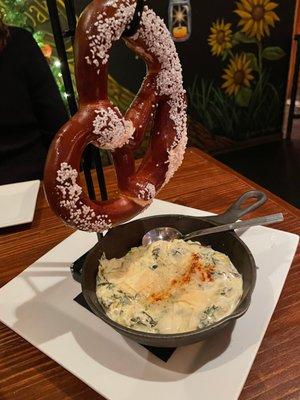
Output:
[44, 0, 187, 232]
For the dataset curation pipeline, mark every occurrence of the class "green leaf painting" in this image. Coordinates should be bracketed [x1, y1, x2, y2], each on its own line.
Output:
[245, 53, 259, 72]
[233, 31, 256, 44]
[262, 47, 286, 61]
[235, 87, 252, 107]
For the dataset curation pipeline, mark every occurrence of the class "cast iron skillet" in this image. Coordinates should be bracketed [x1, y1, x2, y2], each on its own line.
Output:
[81, 190, 266, 347]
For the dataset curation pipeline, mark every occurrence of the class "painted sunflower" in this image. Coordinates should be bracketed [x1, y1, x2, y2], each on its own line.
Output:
[222, 53, 254, 95]
[234, 0, 279, 41]
[208, 19, 232, 56]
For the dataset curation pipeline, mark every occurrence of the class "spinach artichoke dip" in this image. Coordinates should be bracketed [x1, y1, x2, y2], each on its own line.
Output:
[96, 240, 243, 334]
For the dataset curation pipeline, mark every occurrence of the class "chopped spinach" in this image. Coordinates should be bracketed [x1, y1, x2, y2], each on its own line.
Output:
[100, 298, 114, 309]
[204, 305, 218, 316]
[152, 248, 160, 259]
[142, 311, 157, 327]
[98, 281, 115, 289]
[212, 256, 220, 265]
[130, 311, 157, 328]
[198, 305, 219, 328]
[111, 290, 134, 306]
[171, 248, 182, 256]
[220, 287, 232, 296]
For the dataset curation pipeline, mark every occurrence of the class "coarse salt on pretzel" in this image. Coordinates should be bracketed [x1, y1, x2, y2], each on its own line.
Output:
[44, 0, 187, 232]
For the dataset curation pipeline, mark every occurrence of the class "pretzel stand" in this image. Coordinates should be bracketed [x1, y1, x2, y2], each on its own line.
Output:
[44, 0, 187, 234]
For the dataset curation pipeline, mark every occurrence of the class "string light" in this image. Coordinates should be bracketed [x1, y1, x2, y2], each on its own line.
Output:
[2, 0, 76, 108]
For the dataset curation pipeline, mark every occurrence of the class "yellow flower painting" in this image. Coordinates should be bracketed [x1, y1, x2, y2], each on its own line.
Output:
[234, 0, 280, 41]
[222, 53, 254, 95]
[208, 19, 232, 56]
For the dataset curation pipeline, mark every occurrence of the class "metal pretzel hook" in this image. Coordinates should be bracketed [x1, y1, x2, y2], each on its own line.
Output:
[122, 0, 145, 37]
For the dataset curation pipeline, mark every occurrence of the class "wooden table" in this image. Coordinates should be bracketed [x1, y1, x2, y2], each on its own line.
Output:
[0, 148, 299, 400]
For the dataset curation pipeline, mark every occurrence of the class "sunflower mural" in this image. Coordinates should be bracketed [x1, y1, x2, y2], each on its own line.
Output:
[222, 53, 254, 95]
[208, 20, 232, 57]
[235, 0, 279, 41]
[188, 0, 288, 142]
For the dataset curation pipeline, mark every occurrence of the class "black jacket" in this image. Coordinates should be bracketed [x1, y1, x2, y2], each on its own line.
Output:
[0, 27, 69, 184]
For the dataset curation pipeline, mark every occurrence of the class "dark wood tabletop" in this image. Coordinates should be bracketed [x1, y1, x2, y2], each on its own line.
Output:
[0, 147, 299, 400]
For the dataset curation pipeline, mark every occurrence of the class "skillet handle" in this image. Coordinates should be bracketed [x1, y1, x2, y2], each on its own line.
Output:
[204, 190, 267, 225]
[70, 252, 89, 283]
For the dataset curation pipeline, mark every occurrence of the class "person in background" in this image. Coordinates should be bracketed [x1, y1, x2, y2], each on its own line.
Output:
[0, 16, 69, 185]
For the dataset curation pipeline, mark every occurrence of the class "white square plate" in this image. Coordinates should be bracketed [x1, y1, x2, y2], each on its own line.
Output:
[0, 200, 298, 400]
[0, 180, 40, 228]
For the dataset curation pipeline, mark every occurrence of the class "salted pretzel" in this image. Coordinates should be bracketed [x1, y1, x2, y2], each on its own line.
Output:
[44, 0, 187, 232]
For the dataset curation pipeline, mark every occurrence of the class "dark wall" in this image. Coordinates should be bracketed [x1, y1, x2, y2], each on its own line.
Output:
[75, 1, 295, 94]
[75, 1, 296, 142]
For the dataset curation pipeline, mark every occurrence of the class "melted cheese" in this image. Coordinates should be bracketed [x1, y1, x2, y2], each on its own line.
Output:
[96, 240, 243, 334]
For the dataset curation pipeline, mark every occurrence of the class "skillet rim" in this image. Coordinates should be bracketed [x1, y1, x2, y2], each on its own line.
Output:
[81, 214, 256, 342]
